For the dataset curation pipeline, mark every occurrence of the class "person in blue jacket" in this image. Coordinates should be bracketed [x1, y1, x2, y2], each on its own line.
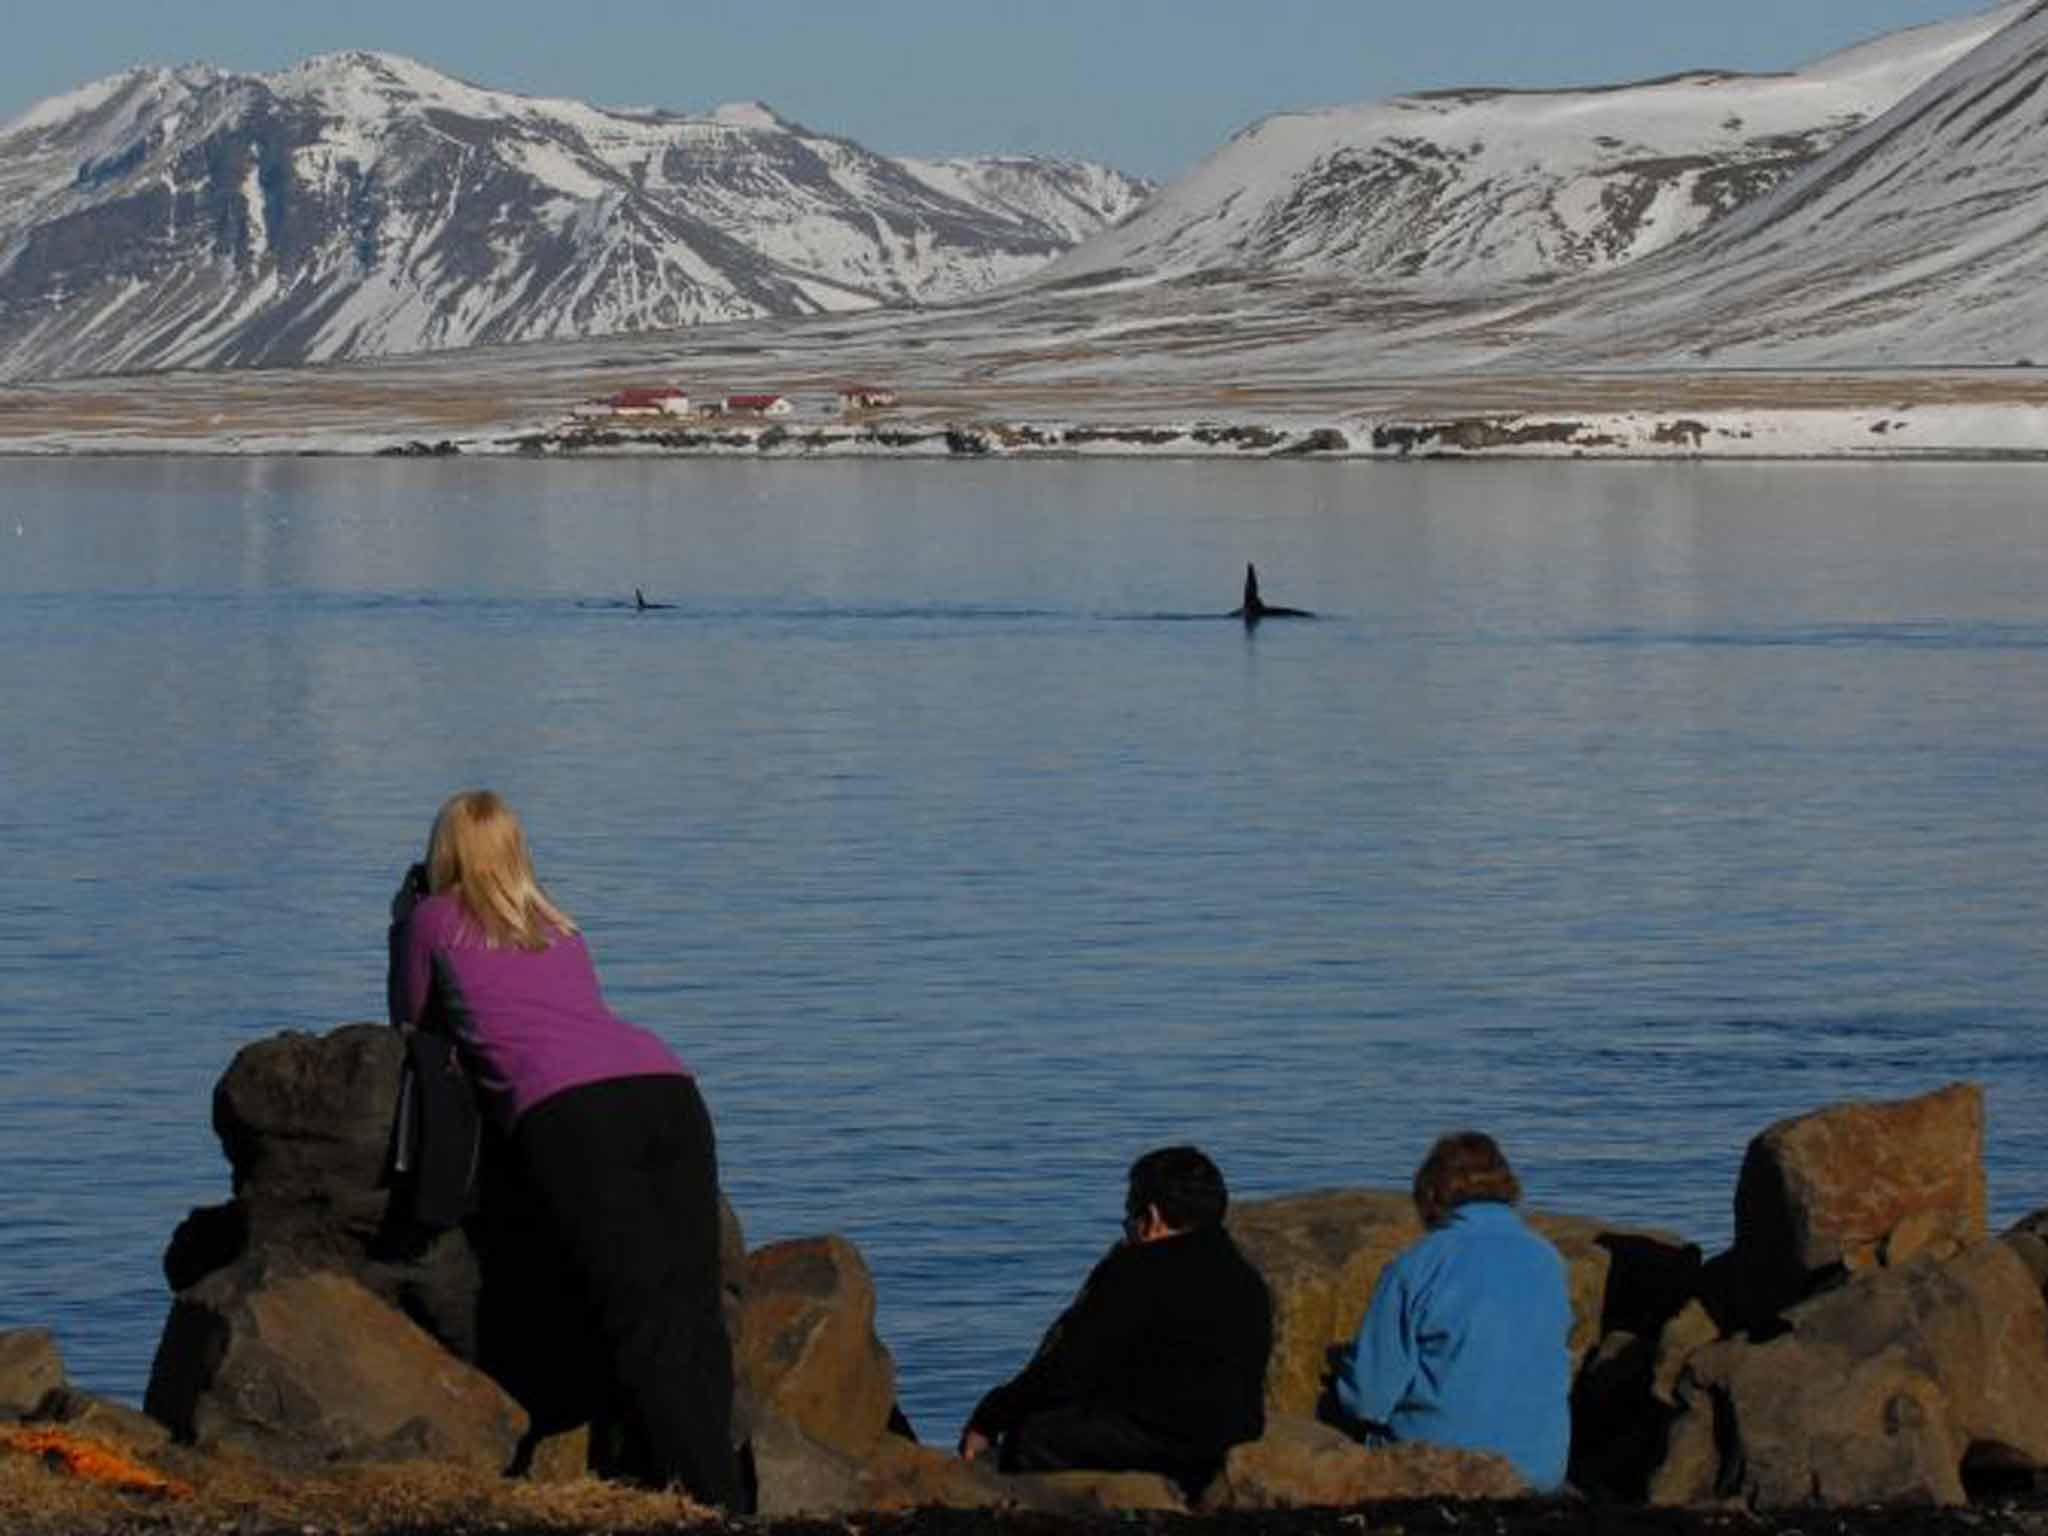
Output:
[1333, 1132, 1572, 1491]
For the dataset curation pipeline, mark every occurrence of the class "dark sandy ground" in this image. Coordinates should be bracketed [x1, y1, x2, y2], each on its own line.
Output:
[5, 1459, 2046, 1536]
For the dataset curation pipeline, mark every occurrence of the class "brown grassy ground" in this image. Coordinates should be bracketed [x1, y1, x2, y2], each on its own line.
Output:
[3, 1438, 2045, 1536]
[0, 1450, 718, 1534]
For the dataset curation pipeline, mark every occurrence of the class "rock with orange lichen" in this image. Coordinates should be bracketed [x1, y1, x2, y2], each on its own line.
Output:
[736, 1235, 898, 1460]
[1730, 1083, 1986, 1319]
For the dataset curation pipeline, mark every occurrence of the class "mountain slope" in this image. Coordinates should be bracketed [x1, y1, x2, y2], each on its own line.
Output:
[1041, 4, 2014, 292]
[0, 52, 1151, 380]
[1498, 0, 2048, 366]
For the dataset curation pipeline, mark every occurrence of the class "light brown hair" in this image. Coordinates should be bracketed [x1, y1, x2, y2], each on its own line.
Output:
[1412, 1131, 1522, 1229]
[425, 790, 578, 951]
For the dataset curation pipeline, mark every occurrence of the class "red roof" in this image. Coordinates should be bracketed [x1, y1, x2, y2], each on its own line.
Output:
[724, 393, 784, 408]
[608, 387, 686, 407]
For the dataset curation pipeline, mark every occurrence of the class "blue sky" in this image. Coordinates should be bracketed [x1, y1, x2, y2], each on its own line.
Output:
[0, 0, 1999, 180]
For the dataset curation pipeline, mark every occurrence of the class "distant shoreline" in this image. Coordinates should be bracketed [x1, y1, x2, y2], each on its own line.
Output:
[6, 412, 2048, 462]
[4, 366, 2047, 462]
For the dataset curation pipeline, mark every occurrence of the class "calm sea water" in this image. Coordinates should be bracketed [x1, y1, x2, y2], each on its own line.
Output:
[2, 455, 2045, 1440]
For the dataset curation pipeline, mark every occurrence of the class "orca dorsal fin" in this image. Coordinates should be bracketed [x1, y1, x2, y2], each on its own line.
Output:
[1243, 563, 1263, 613]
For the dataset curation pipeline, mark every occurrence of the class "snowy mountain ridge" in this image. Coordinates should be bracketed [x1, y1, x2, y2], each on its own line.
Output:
[1469, 0, 2048, 368]
[0, 51, 1152, 380]
[1042, 3, 2018, 293]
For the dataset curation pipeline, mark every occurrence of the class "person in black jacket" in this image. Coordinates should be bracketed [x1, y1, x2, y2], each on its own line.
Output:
[957, 1146, 1272, 1497]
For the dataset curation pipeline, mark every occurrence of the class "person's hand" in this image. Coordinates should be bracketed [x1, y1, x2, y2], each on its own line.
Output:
[958, 1427, 991, 1462]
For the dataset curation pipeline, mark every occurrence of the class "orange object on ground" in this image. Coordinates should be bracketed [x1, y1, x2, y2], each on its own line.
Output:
[0, 1426, 194, 1500]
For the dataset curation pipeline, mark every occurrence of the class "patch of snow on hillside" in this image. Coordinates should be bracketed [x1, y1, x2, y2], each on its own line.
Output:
[240, 158, 268, 263]
[508, 135, 613, 200]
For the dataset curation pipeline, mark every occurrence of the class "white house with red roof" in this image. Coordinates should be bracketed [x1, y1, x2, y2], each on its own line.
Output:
[721, 393, 792, 417]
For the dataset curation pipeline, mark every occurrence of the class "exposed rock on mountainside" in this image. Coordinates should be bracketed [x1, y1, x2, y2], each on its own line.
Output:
[0, 52, 1150, 380]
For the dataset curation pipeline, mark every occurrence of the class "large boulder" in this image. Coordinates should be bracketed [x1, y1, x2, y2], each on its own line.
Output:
[145, 1257, 527, 1471]
[166, 1023, 482, 1360]
[0, 1329, 63, 1419]
[1226, 1191, 1418, 1416]
[1727, 1083, 1986, 1322]
[1650, 1234, 2048, 1507]
[1201, 1414, 1525, 1507]
[166, 1022, 749, 1442]
[736, 1236, 897, 1460]
[212, 1024, 402, 1203]
[1227, 1189, 1691, 1416]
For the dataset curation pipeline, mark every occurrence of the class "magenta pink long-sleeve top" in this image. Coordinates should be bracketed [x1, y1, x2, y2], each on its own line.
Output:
[392, 891, 689, 1128]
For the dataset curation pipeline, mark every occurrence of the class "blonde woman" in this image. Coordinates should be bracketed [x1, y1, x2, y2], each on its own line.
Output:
[1333, 1133, 1571, 1491]
[389, 789, 739, 1509]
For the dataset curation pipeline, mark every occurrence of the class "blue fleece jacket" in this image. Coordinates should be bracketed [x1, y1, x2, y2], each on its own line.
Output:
[1333, 1201, 1571, 1490]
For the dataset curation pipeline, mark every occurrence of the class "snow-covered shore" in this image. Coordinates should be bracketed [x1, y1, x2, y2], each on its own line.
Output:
[6, 396, 2048, 461]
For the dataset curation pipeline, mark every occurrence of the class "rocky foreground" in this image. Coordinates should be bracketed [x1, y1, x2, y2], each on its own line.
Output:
[2, 1031, 2044, 1533]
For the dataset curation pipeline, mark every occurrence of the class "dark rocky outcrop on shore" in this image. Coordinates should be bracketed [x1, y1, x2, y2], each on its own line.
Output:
[5, 1027, 2044, 1522]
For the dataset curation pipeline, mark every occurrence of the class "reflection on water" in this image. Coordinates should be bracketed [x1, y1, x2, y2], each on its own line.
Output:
[3, 456, 2046, 1436]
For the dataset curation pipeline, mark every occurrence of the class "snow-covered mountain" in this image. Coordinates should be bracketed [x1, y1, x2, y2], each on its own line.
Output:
[1497, 0, 2048, 366]
[0, 52, 1151, 380]
[1042, 4, 2014, 291]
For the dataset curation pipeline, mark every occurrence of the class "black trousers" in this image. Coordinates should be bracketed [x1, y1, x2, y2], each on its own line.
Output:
[514, 1073, 740, 1509]
[999, 1406, 1215, 1498]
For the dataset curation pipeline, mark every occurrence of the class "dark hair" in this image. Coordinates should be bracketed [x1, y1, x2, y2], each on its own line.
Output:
[1127, 1145, 1228, 1232]
[1412, 1132, 1521, 1229]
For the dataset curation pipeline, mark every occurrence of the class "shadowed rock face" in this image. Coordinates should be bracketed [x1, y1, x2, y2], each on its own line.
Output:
[1654, 1237, 2048, 1507]
[165, 1025, 482, 1361]
[155, 1022, 753, 1473]
[210, 1024, 402, 1202]
[145, 1259, 527, 1471]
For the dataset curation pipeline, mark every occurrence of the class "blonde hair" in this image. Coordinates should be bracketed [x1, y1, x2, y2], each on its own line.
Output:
[1412, 1131, 1522, 1229]
[425, 790, 578, 951]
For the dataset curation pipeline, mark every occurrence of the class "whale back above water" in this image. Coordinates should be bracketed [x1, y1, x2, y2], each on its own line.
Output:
[1230, 563, 1311, 624]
